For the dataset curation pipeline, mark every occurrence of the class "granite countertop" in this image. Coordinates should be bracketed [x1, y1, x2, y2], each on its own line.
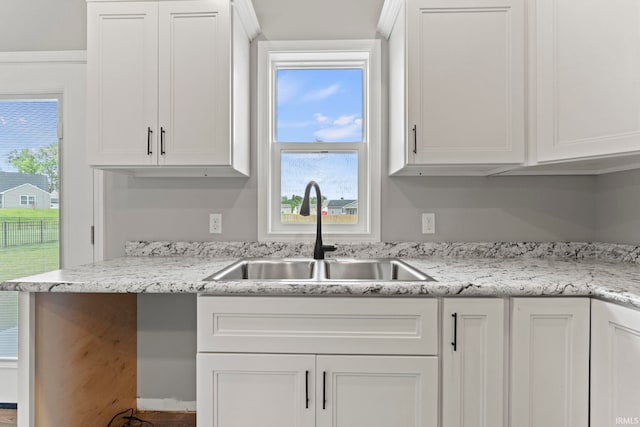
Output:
[2, 244, 640, 309]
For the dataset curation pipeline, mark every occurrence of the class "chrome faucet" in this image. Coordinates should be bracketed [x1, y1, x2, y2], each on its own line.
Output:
[300, 180, 336, 260]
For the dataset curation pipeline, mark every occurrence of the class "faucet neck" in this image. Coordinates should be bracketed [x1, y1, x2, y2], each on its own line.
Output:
[301, 181, 332, 260]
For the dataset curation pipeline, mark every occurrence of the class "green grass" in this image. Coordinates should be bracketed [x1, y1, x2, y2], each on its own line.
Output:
[0, 208, 59, 222]
[0, 242, 59, 330]
[0, 242, 59, 282]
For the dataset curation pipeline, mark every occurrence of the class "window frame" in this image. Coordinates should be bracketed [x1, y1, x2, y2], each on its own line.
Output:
[20, 195, 36, 206]
[257, 40, 381, 242]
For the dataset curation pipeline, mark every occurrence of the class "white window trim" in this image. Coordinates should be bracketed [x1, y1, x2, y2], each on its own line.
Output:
[257, 40, 381, 242]
[0, 49, 94, 424]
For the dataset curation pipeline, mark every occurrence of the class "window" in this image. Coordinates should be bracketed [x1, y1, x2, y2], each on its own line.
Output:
[19, 195, 36, 207]
[258, 41, 381, 241]
[0, 98, 60, 363]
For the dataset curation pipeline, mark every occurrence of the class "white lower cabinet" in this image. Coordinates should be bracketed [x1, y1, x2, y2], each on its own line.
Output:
[316, 355, 437, 427]
[510, 298, 590, 427]
[196, 296, 598, 427]
[197, 353, 315, 427]
[197, 353, 438, 427]
[196, 296, 439, 427]
[591, 299, 640, 427]
[442, 298, 506, 427]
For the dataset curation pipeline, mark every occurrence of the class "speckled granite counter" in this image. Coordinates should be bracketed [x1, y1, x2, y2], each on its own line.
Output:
[2, 242, 640, 309]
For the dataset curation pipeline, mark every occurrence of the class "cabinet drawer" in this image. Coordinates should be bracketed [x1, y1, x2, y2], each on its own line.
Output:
[197, 296, 438, 355]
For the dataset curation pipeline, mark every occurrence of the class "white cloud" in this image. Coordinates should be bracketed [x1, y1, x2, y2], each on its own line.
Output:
[18, 117, 27, 124]
[314, 113, 330, 124]
[314, 122, 362, 142]
[0, 116, 6, 126]
[333, 115, 359, 126]
[302, 84, 340, 102]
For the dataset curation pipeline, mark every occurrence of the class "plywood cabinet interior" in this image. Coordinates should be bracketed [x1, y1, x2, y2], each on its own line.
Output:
[87, 0, 258, 176]
[380, 0, 525, 175]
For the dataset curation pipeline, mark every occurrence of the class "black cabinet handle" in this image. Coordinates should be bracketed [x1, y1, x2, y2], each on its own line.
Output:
[305, 370, 309, 409]
[412, 124, 417, 154]
[452, 313, 458, 351]
[160, 127, 166, 155]
[322, 371, 326, 410]
[147, 127, 153, 155]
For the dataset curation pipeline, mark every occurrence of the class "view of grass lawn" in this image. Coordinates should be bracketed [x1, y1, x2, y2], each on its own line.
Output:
[0, 208, 59, 222]
[0, 242, 59, 331]
[0, 242, 59, 282]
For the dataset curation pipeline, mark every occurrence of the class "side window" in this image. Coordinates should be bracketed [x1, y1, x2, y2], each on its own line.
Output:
[258, 41, 381, 241]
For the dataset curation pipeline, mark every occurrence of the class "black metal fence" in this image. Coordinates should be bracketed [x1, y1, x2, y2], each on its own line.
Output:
[1, 218, 59, 248]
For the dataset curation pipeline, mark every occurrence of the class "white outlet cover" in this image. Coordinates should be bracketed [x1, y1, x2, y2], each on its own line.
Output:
[422, 213, 435, 234]
[209, 213, 222, 234]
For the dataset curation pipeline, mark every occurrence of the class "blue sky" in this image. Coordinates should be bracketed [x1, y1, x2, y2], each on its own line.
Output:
[277, 69, 361, 201]
[0, 100, 58, 172]
[276, 68, 363, 142]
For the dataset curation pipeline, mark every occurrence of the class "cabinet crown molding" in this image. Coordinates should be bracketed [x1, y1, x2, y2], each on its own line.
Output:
[233, 0, 261, 40]
[377, 0, 403, 39]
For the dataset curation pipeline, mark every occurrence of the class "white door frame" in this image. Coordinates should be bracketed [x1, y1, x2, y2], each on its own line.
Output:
[0, 50, 96, 427]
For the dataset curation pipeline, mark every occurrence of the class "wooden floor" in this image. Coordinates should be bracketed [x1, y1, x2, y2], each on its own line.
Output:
[135, 411, 196, 427]
[0, 410, 196, 427]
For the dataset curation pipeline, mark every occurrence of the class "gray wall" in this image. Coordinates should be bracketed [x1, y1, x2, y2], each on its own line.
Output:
[0, 0, 86, 52]
[595, 168, 640, 244]
[137, 294, 197, 405]
[105, 173, 597, 259]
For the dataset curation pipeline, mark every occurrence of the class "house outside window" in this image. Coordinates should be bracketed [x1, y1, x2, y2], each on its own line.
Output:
[257, 40, 381, 242]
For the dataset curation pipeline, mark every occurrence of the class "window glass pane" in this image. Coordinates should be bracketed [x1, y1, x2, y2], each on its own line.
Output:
[276, 68, 363, 143]
[281, 151, 358, 225]
[0, 99, 60, 359]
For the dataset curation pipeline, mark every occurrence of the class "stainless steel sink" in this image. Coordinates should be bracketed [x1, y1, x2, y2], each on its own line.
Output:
[206, 259, 316, 280]
[206, 258, 435, 282]
[324, 259, 433, 281]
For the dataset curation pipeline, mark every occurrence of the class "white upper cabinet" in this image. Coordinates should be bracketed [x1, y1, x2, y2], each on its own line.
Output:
[87, 0, 258, 177]
[380, 0, 525, 176]
[87, 1, 159, 167]
[531, 0, 640, 166]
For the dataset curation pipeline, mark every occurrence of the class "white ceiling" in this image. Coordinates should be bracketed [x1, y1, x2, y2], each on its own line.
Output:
[251, 0, 386, 40]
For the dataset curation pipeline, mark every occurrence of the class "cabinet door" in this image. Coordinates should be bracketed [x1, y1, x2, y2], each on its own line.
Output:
[87, 1, 158, 166]
[511, 298, 589, 427]
[591, 300, 640, 426]
[158, 0, 231, 166]
[534, 0, 640, 162]
[316, 355, 438, 427]
[406, 0, 524, 165]
[197, 353, 315, 427]
[442, 299, 506, 427]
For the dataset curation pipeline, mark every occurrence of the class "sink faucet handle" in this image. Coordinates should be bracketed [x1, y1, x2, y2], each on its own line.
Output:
[322, 244, 337, 253]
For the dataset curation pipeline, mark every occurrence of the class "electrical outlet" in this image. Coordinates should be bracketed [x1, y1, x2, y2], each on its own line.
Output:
[422, 213, 435, 234]
[209, 213, 222, 234]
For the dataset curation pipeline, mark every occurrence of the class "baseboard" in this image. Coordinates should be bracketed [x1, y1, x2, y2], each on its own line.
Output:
[136, 398, 196, 412]
[0, 404, 17, 410]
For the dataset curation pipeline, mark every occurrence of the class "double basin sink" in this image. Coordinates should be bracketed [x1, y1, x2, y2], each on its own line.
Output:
[207, 258, 435, 282]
